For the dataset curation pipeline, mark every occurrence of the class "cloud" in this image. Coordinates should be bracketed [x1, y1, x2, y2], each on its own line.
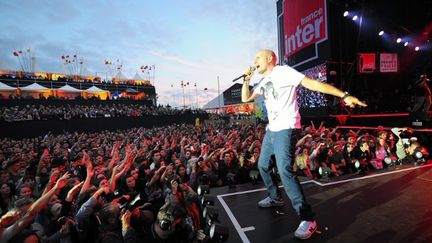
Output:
[149, 50, 203, 69]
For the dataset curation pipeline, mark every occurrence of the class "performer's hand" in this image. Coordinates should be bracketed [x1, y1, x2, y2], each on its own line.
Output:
[343, 96, 367, 108]
[243, 66, 255, 81]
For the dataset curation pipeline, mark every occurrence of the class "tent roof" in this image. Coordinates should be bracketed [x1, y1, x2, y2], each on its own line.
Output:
[85, 85, 109, 92]
[20, 83, 51, 91]
[203, 94, 225, 109]
[57, 84, 82, 93]
[0, 82, 16, 91]
[114, 71, 129, 80]
[133, 72, 144, 80]
[81, 67, 95, 77]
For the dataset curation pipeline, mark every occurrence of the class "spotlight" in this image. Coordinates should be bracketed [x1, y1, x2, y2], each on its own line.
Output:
[378, 30, 384, 36]
[415, 151, 423, 159]
[343, 11, 349, 17]
[353, 159, 360, 169]
[209, 223, 229, 242]
[197, 185, 210, 196]
[318, 166, 332, 178]
[249, 170, 259, 185]
[201, 194, 216, 206]
[352, 15, 358, 21]
[203, 205, 219, 225]
[415, 46, 420, 51]
[384, 156, 397, 165]
[404, 42, 409, 46]
[396, 38, 402, 43]
[414, 150, 425, 166]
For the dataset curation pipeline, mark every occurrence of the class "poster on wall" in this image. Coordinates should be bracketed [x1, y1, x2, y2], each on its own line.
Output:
[379, 53, 398, 73]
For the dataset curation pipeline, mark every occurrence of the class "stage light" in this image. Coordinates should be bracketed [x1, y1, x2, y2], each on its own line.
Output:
[384, 156, 397, 165]
[201, 194, 216, 206]
[343, 11, 349, 17]
[396, 38, 402, 43]
[415, 46, 420, 51]
[404, 42, 409, 46]
[415, 151, 423, 159]
[318, 166, 332, 178]
[209, 223, 229, 242]
[197, 185, 210, 196]
[352, 15, 358, 21]
[203, 205, 219, 225]
[378, 30, 384, 36]
[249, 170, 259, 184]
[353, 159, 360, 169]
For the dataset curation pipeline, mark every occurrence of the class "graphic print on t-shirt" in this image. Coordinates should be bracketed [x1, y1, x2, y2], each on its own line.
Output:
[260, 81, 279, 101]
[260, 80, 279, 120]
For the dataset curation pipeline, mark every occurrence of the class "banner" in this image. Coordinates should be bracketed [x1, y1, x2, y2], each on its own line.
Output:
[379, 53, 398, 73]
[283, 0, 328, 67]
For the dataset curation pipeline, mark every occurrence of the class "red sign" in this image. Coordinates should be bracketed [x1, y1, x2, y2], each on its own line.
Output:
[283, 0, 328, 58]
[358, 53, 376, 73]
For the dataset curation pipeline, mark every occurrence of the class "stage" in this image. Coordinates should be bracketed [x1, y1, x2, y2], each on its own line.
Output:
[211, 163, 432, 243]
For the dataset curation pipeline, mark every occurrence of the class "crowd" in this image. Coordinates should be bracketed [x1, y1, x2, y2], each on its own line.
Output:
[0, 120, 429, 242]
[0, 104, 204, 122]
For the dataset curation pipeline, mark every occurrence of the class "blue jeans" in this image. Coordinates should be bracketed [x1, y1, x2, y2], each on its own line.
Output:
[258, 128, 315, 221]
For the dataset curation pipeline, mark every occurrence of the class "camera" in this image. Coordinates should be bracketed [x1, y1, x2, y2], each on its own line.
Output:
[120, 194, 143, 210]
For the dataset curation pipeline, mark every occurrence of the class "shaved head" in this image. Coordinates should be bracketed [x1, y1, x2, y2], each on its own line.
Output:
[259, 49, 277, 65]
[254, 49, 277, 75]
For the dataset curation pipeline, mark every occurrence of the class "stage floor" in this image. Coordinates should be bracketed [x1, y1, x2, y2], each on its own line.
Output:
[211, 163, 432, 243]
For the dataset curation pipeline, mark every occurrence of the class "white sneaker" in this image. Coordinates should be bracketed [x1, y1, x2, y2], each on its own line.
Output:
[294, 220, 317, 239]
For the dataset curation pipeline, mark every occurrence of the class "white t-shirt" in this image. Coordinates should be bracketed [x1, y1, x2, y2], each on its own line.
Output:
[253, 65, 305, 131]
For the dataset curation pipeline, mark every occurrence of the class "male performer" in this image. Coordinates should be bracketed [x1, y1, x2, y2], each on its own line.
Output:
[411, 74, 431, 112]
[241, 49, 367, 239]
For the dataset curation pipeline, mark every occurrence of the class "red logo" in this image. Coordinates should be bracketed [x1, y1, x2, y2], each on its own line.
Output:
[283, 0, 328, 58]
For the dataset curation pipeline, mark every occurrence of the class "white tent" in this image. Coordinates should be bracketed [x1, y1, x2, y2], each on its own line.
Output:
[83, 85, 110, 100]
[133, 72, 144, 80]
[0, 82, 17, 91]
[85, 85, 109, 92]
[20, 83, 51, 91]
[57, 84, 82, 93]
[114, 71, 129, 80]
[19, 82, 52, 99]
[203, 94, 225, 109]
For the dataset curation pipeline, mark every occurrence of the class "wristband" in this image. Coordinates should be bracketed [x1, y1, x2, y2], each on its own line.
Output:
[341, 92, 349, 100]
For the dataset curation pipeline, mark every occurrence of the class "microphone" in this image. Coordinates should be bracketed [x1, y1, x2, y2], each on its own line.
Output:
[232, 65, 257, 82]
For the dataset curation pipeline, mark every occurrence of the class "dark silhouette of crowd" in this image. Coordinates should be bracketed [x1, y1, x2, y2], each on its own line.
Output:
[0, 104, 204, 122]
